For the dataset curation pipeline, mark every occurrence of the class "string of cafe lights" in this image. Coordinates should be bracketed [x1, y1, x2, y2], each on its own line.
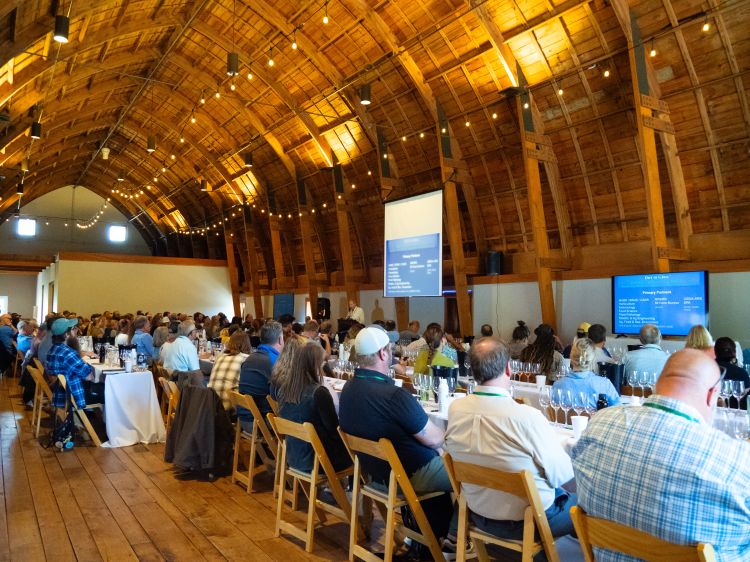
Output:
[75, 196, 111, 229]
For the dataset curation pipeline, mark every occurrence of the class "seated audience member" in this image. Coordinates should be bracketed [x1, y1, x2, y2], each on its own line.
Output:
[508, 320, 530, 359]
[685, 324, 715, 357]
[37, 316, 57, 366]
[338, 327, 459, 553]
[622, 323, 668, 379]
[413, 324, 456, 374]
[159, 321, 180, 363]
[16, 320, 36, 355]
[714, 337, 750, 409]
[563, 322, 590, 359]
[276, 343, 351, 473]
[161, 320, 200, 374]
[241, 314, 254, 332]
[20, 321, 49, 407]
[384, 320, 400, 344]
[0, 313, 17, 373]
[238, 321, 284, 431]
[445, 337, 577, 548]
[130, 315, 155, 362]
[278, 314, 296, 341]
[318, 321, 336, 354]
[587, 323, 614, 366]
[520, 324, 564, 380]
[114, 319, 130, 346]
[572, 349, 750, 561]
[269, 335, 305, 398]
[291, 322, 303, 335]
[152, 318, 170, 359]
[208, 331, 251, 412]
[399, 320, 421, 342]
[47, 318, 104, 407]
[553, 339, 620, 410]
[343, 322, 364, 356]
[480, 324, 494, 337]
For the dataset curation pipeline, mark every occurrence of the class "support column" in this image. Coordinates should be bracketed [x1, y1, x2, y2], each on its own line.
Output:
[332, 156, 358, 304]
[395, 298, 409, 332]
[242, 205, 264, 318]
[297, 176, 318, 318]
[517, 95, 557, 331]
[223, 238, 241, 318]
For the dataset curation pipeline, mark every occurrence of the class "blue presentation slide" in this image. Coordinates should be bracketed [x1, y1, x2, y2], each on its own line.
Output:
[385, 233, 441, 297]
[613, 271, 707, 336]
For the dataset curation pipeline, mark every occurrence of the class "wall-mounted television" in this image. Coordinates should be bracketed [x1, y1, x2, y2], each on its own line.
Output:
[612, 271, 709, 337]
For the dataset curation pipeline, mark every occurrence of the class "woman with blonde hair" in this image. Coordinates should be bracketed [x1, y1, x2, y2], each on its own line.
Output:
[208, 331, 252, 411]
[552, 338, 620, 410]
[685, 325, 714, 357]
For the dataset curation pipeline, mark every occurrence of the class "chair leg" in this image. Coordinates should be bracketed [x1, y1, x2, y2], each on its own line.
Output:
[305, 480, 318, 552]
[275, 445, 288, 538]
[231, 424, 241, 484]
[248, 422, 258, 493]
[521, 508, 535, 562]
[383, 498, 396, 562]
[476, 540, 490, 562]
[457, 496, 468, 562]
[348, 464, 361, 562]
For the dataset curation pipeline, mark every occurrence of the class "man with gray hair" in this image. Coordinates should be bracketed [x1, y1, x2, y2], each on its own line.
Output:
[622, 323, 668, 379]
[162, 320, 200, 374]
[130, 315, 154, 363]
[445, 337, 577, 545]
[238, 321, 284, 431]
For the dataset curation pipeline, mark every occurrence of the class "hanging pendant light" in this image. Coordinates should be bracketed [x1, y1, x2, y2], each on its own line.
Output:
[359, 84, 371, 105]
[17, 180, 24, 196]
[30, 121, 42, 139]
[147, 135, 156, 153]
[54, 15, 70, 43]
[243, 153, 253, 168]
[21, 158, 29, 172]
[227, 52, 239, 76]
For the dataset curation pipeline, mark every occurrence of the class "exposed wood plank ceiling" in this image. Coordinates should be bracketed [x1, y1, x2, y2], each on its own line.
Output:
[0, 0, 748, 287]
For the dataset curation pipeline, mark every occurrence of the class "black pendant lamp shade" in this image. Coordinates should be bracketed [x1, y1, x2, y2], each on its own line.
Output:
[243, 153, 253, 168]
[54, 15, 70, 43]
[17, 180, 24, 196]
[200, 179, 209, 192]
[360, 84, 372, 105]
[147, 135, 156, 153]
[30, 121, 42, 139]
[227, 52, 239, 76]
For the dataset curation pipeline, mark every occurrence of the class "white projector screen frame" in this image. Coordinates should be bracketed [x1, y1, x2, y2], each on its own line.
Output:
[383, 190, 443, 297]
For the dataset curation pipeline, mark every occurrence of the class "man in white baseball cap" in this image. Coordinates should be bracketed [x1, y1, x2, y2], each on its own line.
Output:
[338, 326, 464, 558]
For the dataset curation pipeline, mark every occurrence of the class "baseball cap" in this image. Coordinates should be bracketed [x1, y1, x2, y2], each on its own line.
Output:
[51, 317, 78, 336]
[161, 316, 170, 324]
[354, 326, 390, 355]
[578, 322, 591, 334]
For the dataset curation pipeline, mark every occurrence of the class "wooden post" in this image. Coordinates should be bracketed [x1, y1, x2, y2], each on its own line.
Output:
[332, 156, 359, 304]
[517, 95, 557, 331]
[242, 206, 264, 319]
[297, 176, 318, 319]
[224, 237, 241, 318]
[268, 216, 287, 287]
[442, 179, 473, 337]
[395, 297, 409, 332]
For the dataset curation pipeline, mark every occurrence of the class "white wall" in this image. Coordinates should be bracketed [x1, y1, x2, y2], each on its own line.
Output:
[708, 272, 750, 348]
[472, 282, 549, 342]
[0, 272, 37, 317]
[53, 259, 234, 317]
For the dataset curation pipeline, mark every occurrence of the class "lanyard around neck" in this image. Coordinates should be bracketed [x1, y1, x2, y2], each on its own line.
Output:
[473, 389, 510, 398]
[642, 402, 700, 424]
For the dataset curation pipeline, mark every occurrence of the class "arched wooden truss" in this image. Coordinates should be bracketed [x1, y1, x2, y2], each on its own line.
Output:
[1, 0, 748, 332]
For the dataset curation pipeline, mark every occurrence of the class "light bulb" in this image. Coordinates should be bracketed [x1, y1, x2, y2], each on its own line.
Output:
[465, 121, 470, 127]
[492, 113, 497, 119]
[268, 57, 274, 67]
[603, 69, 611, 78]
[401, 135, 406, 141]
[180, 137, 184, 143]
[191, 115, 196, 123]
[558, 88, 563, 95]
[292, 39, 298, 50]
[441, 127, 446, 134]
[247, 72, 253, 80]
[367, 170, 372, 176]
[215, 91, 220, 98]
[650, 47, 656, 57]
[200, 97, 205, 104]
[171, 154, 175, 159]
[323, 14, 329, 24]
[419, 132, 425, 138]
[702, 21, 710, 32]
[230, 83, 236, 91]
[523, 102, 529, 109]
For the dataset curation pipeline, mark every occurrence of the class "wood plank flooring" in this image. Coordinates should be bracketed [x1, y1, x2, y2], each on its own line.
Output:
[0, 377, 357, 561]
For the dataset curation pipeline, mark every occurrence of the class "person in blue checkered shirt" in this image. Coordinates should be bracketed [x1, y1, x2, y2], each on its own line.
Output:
[46, 317, 103, 408]
[572, 349, 750, 561]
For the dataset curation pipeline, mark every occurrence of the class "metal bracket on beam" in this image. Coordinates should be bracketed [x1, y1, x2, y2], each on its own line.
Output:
[657, 246, 690, 261]
[640, 94, 670, 114]
[536, 256, 572, 270]
[525, 146, 558, 163]
[643, 115, 675, 135]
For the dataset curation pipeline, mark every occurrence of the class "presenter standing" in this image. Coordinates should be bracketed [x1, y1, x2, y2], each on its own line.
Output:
[346, 299, 366, 325]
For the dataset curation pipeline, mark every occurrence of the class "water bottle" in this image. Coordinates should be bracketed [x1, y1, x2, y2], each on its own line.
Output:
[99, 342, 106, 364]
[596, 393, 609, 411]
[438, 378, 450, 415]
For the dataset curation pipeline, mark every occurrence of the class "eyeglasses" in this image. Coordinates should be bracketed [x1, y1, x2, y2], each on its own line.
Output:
[711, 366, 727, 391]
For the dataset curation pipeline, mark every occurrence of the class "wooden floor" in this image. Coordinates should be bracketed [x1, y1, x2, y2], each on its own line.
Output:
[0, 377, 356, 562]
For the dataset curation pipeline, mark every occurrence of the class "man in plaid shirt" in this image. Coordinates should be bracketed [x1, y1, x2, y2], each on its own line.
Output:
[46, 318, 98, 408]
[572, 349, 750, 561]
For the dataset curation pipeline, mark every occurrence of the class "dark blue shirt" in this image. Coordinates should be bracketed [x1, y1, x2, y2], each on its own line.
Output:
[238, 344, 279, 423]
[338, 368, 434, 483]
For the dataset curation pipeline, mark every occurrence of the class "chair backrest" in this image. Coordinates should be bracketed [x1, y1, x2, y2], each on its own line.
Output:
[158, 377, 172, 399]
[337, 430, 410, 489]
[267, 394, 279, 416]
[570, 506, 716, 562]
[443, 453, 559, 562]
[229, 391, 277, 449]
[27, 365, 54, 400]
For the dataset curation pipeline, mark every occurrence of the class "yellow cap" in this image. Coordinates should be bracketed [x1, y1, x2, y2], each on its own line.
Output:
[578, 322, 591, 333]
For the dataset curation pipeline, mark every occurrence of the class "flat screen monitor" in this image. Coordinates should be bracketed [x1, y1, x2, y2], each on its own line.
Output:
[611, 271, 708, 337]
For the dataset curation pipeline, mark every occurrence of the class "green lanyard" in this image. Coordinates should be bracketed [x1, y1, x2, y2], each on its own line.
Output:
[354, 372, 390, 383]
[642, 402, 700, 424]
[473, 390, 510, 398]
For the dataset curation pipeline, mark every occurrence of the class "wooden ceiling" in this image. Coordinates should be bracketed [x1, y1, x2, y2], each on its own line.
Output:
[0, 0, 748, 289]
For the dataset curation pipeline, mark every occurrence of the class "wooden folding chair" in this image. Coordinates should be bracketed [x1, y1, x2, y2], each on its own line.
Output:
[443, 453, 560, 562]
[10, 340, 23, 378]
[56, 374, 104, 447]
[27, 363, 55, 437]
[338, 429, 445, 562]
[571, 506, 716, 562]
[267, 394, 279, 416]
[270, 414, 359, 553]
[229, 391, 277, 493]
[158, 377, 179, 433]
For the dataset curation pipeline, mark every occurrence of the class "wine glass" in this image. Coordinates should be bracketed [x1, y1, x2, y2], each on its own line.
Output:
[733, 413, 750, 440]
[732, 381, 745, 413]
[720, 380, 733, 409]
[463, 354, 471, 378]
[550, 389, 562, 427]
[628, 371, 638, 396]
[431, 375, 441, 402]
[447, 376, 456, 396]
[573, 392, 586, 417]
[539, 387, 551, 421]
[560, 390, 573, 427]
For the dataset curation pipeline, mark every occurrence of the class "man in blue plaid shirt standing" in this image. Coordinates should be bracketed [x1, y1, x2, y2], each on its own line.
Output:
[572, 349, 750, 561]
[47, 318, 103, 408]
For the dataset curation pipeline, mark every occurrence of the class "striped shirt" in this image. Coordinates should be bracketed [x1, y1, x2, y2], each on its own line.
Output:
[572, 395, 750, 561]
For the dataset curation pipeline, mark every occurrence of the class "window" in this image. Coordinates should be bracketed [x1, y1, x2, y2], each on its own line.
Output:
[17, 218, 36, 237]
[108, 225, 127, 243]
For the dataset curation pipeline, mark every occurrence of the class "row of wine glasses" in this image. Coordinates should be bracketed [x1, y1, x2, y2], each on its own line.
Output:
[332, 360, 358, 379]
[627, 371, 658, 397]
[508, 360, 542, 382]
[719, 380, 746, 413]
[539, 387, 596, 427]
[412, 374, 461, 403]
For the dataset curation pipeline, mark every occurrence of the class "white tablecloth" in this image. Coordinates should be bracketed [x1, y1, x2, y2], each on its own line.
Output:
[102, 371, 166, 448]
